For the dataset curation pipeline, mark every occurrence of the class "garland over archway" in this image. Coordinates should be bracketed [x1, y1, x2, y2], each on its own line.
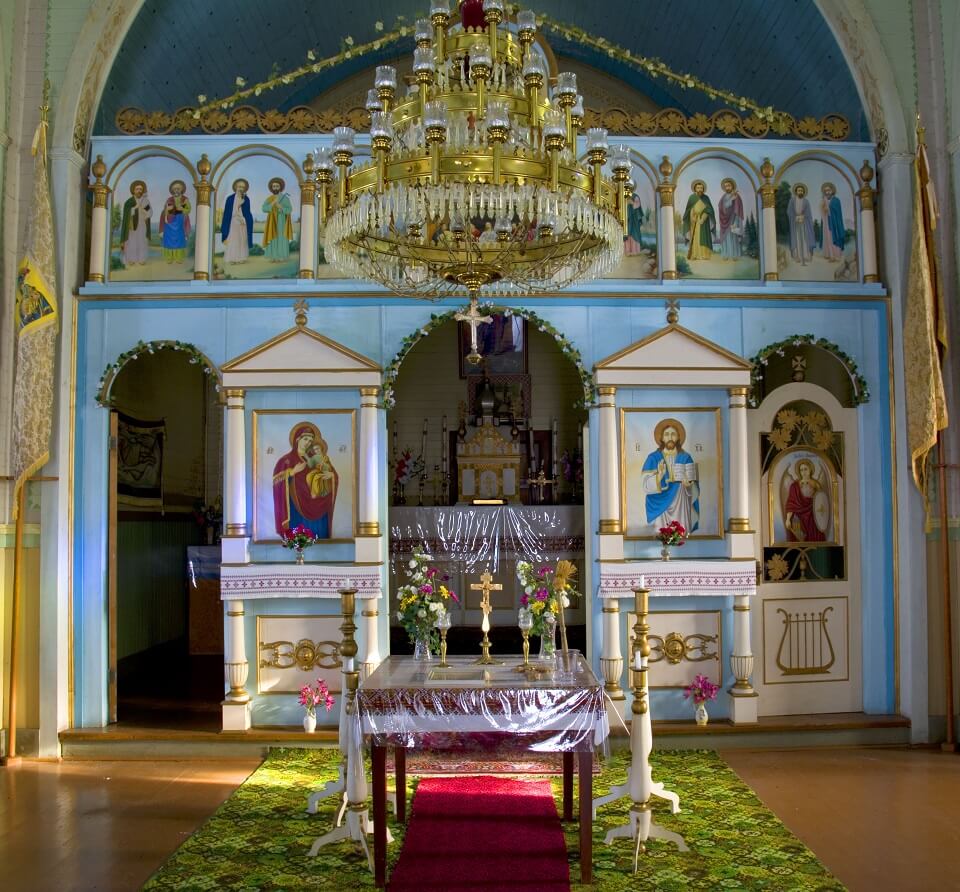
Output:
[748, 334, 869, 408]
[383, 305, 593, 410]
[96, 339, 220, 406]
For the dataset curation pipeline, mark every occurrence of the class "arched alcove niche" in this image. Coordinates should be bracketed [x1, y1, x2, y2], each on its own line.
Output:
[387, 316, 588, 657]
[107, 345, 224, 726]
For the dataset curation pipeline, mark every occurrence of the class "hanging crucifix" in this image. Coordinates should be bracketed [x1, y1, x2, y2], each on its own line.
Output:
[471, 569, 503, 665]
[455, 296, 492, 367]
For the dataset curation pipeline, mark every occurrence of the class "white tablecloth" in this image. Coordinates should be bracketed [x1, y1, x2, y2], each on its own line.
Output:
[598, 559, 757, 599]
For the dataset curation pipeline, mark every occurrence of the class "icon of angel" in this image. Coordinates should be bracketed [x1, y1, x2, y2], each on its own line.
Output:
[780, 456, 830, 542]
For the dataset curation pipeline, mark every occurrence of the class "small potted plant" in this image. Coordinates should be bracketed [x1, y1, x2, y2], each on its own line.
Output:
[657, 519, 687, 560]
[298, 678, 335, 733]
[683, 673, 720, 726]
[280, 524, 319, 564]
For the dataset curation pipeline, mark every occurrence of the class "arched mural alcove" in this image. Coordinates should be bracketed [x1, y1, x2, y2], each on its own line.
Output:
[386, 312, 589, 657]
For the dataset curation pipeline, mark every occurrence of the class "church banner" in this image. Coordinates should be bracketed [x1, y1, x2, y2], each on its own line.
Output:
[11, 98, 58, 517]
[116, 413, 165, 508]
[620, 407, 723, 540]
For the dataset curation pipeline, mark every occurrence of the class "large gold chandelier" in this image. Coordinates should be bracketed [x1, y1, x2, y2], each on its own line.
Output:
[314, 0, 628, 305]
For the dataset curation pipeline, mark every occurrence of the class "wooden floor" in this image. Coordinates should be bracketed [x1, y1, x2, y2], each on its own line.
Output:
[1, 747, 959, 891]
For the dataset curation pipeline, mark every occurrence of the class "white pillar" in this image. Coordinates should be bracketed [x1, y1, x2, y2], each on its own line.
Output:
[222, 602, 252, 730]
[597, 385, 621, 535]
[729, 594, 758, 723]
[88, 155, 109, 282]
[858, 160, 879, 283]
[600, 601, 625, 701]
[299, 155, 317, 278]
[759, 158, 779, 281]
[656, 156, 677, 280]
[358, 386, 383, 671]
[222, 389, 250, 564]
[193, 154, 212, 281]
[726, 386, 753, 558]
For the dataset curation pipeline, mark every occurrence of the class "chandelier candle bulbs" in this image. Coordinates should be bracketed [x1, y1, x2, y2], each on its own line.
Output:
[315, 3, 627, 304]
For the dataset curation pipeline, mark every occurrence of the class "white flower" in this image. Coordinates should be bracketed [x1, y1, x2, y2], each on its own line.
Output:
[197, 94, 207, 104]
[417, 608, 427, 618]
[561, 594, 570, 608]
[345, 35, 354, 46]
[307, 49, 316, 61]
[375, 20, 384, 31]
[235, 76, 246, 87]
[525, 585, 534, 594]
[409, 559, 417, 569]
[395, 611, 403, 621]
[429, 601, 443, 612]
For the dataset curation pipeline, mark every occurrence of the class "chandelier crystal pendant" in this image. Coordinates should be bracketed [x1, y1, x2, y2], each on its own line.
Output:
[315, 0, 630, 310]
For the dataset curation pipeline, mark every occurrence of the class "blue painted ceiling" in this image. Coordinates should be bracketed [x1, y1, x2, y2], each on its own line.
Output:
[95, 0, 869, 140]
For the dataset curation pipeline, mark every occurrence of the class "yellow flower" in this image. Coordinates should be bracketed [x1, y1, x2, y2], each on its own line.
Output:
[531, 600, 545, 614]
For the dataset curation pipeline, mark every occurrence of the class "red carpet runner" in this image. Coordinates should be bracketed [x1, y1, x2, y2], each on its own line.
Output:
[387, 776, 571, 891]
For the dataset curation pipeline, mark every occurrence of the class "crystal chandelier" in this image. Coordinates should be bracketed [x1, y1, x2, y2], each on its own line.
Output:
[314, 0, 629, 314]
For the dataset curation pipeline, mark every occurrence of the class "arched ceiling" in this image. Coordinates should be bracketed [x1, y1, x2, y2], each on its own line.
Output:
[95, 0, 869, 140]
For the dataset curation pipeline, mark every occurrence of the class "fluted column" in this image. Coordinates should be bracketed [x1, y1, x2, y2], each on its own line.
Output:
[222, 389, 250, 564]
[858, 160, 879, 283]
[600, 601, 625, 700]
[88, 155, 109, 282]
[299, 154, 317, 278]
[656, 156, 677, 280]
[729, 594, 758, 723]
[597, 385, 621, 535]
[222, 602, 252, 730]
[759, 158, 779, 281]
[193, 154, 212, 281]
[726, 386, 753, 558]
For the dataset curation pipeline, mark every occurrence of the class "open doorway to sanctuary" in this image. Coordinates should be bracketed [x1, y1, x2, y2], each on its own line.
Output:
[386, 311, 589, 660]
[104, 345, 223, 729]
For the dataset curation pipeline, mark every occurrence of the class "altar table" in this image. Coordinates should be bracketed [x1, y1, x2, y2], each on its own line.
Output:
[357, 654, 608, 887]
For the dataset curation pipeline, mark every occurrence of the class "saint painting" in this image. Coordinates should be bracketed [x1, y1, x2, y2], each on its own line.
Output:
[222, 178, 254, 264]
[819, 182, 846, 261]
[159, 179, 191, 263]
[682, 180, 716, 261]
[780, 457, 830, 543]
[120, 180, 151, 267]
[787, 183, 816, 265]
[640, 419, 700, 533]
[272, 422, 339, 539]
[262, 177, 293, 262]
[718, 178, 744, 260]
[624, 192, 645, 255]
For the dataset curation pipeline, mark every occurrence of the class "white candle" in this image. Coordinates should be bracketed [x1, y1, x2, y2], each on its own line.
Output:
[482, 611, 490, 634]
[634, 649, 642, 670]
[441, 415, 448, 473]
[639, 574, 645, 589]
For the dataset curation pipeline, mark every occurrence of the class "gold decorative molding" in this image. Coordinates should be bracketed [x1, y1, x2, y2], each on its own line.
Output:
[259, 638, 341, 672]
[357, 520, 381, 536]
[115, 104, 852, 142]
[648, 631, 718, 665]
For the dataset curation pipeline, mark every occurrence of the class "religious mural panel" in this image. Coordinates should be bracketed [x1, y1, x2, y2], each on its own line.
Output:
[674, 157, 760, 280]
[606, 155, 657, 279]
[768, 449, 842, 546]
[252, 409, 356, 543]
[256, 615, 343, 695]
[110, 156, 196, 281]
[761, 596, 849, 685]
[214, 155, 300, 280]
[775, 158, 859, 282]
[620, 407, 723, 540]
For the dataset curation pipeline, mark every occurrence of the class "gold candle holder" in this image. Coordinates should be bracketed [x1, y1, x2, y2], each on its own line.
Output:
[438, 626, 450, 667]
[514, 627, 531, 672]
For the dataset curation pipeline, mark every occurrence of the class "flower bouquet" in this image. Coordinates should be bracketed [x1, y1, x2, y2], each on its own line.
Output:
[657, 519, 687, 559]
[396, 546, 458, 658]
[516, 560, 581, 657]
[192, 499, 223, 544]
[280, 524, 319, 564]
[298, 677, 335, 732]
[683, 673, 719, 726]
[393, 448, 424, 505]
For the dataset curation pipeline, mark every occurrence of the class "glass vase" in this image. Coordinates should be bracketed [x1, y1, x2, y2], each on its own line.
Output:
[538, 614, 557, 660]
[660, 545, 671, 561]
[295, 547, 305, 565]
[413, 636, 433, 661]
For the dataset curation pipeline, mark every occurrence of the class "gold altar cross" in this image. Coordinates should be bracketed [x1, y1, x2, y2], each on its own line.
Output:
[471, 570, 502, 620]
[471, 571, 503, 664]
[455, 297, 493, 365]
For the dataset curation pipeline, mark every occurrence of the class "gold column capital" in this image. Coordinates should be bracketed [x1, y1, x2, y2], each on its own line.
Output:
[656, 183, 676, 207]
[91, 183, 110, 209]
[359, 386, 382, 398]
[759, 183, 777, 208]
[728, 386, 749, 399]
[225, 388, 245, 401]
[597, 385, 617, 397]
[858, 186, 875, 211]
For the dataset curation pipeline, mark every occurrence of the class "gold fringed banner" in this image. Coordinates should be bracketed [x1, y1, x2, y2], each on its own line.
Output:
[11, 88, 59, 518]
[903, 130, 947, 504]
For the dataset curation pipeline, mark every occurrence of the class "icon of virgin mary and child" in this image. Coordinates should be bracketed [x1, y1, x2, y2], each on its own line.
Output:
[272, 422, 339, 539]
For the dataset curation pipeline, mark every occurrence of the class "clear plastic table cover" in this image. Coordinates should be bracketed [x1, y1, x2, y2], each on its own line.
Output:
[389, 505, 584, 574]
[356, 652, 609, 753]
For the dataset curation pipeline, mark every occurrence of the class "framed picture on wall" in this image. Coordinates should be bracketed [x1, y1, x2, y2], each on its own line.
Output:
[252, 409, 356, 543]
[459, 314, 528, 377]
[620, 407, 724, 540]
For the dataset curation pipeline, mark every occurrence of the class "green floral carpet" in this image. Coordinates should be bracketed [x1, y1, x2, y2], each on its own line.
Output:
[144, 748, 845, 891]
